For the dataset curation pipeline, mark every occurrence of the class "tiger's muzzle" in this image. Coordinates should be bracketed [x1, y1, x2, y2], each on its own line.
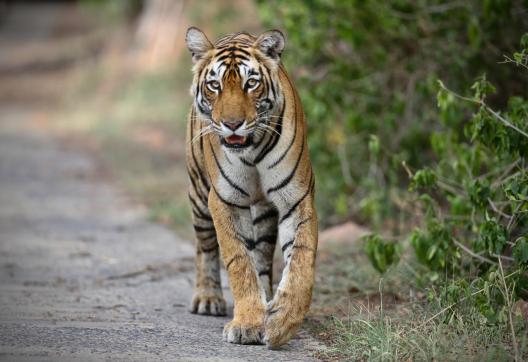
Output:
[219, 119, 254, 149]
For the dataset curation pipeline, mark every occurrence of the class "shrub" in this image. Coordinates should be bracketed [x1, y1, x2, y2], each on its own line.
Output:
[364, 36, 528, 359]
[258, 0, 528, 229]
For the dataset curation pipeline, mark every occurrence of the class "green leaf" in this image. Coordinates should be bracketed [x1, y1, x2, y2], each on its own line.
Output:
[467, 179, 491, 209]
[513, 237, 528, 266]
[368, 134, 380, 156]
[427, 244, 438, 260]
[470, 74, 496, 101]
[474, 219, 509, 256]
[410, 168, 437, 191]
[520, 33, 528, 49]
[363, 234, 400, 274]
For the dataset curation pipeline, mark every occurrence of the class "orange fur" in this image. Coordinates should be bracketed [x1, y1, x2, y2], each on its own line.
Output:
[185, 27, 318, 348]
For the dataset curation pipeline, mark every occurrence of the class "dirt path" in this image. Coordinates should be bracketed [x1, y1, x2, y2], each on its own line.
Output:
[0, 4, 320, 361]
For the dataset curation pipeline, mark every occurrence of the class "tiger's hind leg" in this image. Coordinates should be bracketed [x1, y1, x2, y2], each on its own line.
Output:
[188, 188, 226, 316]
[250, 201, 278, 301]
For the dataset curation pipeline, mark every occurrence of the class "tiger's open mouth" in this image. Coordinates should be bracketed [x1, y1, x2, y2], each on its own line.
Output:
[221, 134, 253, 148]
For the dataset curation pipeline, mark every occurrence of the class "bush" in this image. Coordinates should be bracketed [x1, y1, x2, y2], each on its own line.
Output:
[364, 36, 528, 359]
[258, 0, 528, 229]
[259, 3, 527, 357]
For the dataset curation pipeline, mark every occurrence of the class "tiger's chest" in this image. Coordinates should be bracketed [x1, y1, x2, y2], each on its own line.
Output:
[210, 152, 263, 206]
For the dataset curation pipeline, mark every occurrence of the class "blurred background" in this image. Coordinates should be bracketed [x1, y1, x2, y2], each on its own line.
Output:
[2, 0, 526, 233]
[1, 0, 527, 360]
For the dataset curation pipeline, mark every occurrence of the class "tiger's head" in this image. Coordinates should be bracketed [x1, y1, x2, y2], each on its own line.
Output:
[185, 27, 285, 150]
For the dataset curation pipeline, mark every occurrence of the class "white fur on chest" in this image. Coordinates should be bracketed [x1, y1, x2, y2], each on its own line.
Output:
[214, 151, 262, 205]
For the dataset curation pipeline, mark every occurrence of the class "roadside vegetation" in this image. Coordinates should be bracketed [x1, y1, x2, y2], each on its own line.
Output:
[57, 0, 528, 360]
[259, 1, 528, 360]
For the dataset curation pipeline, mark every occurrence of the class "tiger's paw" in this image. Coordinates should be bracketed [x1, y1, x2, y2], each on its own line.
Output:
[189, 289, 226, 316]
[223, 319, 264, 345]
[263, 291, 305, 349]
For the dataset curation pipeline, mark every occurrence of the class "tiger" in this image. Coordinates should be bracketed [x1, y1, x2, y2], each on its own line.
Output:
[184, 26, 318, 349]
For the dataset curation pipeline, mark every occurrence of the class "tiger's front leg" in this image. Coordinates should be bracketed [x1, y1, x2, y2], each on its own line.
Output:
[264, 186, 317, 349]
[208, 190, 267, 345]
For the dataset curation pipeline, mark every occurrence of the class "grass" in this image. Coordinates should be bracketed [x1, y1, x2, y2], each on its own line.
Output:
[306, 241, 527, 361]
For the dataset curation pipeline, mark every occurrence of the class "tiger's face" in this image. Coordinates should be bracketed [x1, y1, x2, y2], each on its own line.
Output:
[186, 27, 285, 150]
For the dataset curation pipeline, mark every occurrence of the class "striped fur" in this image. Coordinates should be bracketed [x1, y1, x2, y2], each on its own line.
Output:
[185, 27, 317, 349]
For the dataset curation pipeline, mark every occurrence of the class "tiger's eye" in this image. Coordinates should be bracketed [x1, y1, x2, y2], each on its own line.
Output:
[246, 79, 259, 88]
[208, 80, 221, 91]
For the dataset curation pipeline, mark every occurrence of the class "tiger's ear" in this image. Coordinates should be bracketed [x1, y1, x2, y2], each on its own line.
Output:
[255, 29, 285, 60]
[185, 27, 213, 63]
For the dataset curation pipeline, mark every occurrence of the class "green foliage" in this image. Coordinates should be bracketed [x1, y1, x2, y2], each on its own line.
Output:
[409, 168, 437, 191]
[258, 0, 528, 229]
[410, 221, 458, 275]
[407, 34, 528, 331]
[513, 237, 528, 266]
[325, 28, 528, 358]
[363, 234, 400, 274]
[475, 218, 509, 256]
[259, 2, 528, 355]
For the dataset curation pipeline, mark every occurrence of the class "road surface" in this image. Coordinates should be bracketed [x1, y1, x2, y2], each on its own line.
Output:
[0, 3, 321, 361]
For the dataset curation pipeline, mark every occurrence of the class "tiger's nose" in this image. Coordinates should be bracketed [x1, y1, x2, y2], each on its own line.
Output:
[223, 119, 244, 131]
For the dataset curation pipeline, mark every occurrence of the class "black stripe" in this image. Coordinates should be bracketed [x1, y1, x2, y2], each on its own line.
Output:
[188, 194, 203, 213]
[266, 136, 305, 194]
[199, 125, 205, 153]
[268, 115, 298, 169]
[199, 233, 217, 240]
[234, 54, 250, 62]
[239, 235, 256, 250]
[200, 243, 219, 253]
[254, 132, 276, 163]
[253, 208, 278, 225]
[216, 53, 250, 63]
[216, 54, 232, 62]
[293, 244, 315, 252]
[193, 224, 215, 232]
[261, 63, 276, 99]
[197, 102, 208, 115]
[225, 255, 244, 270]
[216, 46, 251, 57]
[279, 172, 314, 224]
[253, 127, 270, 149]
[188, 168, 208, 205]
[234, 47, 251, 56]
[212, 186, 250, 209]
[240, 157, 254, 167]
[260, 78, 271, 102]
[254, 103, 285, 163]
[256, 234, 277, 245]
[281, 239, 294, 252]
[295, 217, 312, 232]
[192, 209, 213, 221]
[189, 195, 210, 220]
[190, 109, 210, 190]
[268, 73, 277, 100]
[210, 143, 249, 197]
[258, 270, 271, 276]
